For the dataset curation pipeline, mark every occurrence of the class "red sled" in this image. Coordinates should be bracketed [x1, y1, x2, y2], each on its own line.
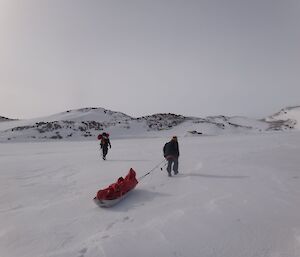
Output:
[93, 168, 138, 207]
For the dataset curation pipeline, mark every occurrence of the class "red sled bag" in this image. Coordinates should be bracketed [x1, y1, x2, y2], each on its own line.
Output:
[93, 168, 138, 207]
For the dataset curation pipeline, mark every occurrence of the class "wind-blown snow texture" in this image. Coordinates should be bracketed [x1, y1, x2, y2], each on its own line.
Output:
[1, 106, 300, 257]
[1, 132, 300, 257]
[0, 106, 299, 142]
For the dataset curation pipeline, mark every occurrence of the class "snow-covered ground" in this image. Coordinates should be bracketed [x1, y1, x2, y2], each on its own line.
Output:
[1, 131, 300, 257]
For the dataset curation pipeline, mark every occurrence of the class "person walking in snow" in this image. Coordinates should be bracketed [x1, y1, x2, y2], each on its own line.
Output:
[99, 132, 111, 160]
[163, 136, 180, 177]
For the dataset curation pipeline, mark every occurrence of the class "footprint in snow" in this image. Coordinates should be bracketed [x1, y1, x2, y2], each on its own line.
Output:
[105, 221, 116, 231]
[78, 247, 87, 257]
[122, 216, 130, 222]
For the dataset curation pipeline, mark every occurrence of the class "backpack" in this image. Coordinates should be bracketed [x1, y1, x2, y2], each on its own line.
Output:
[98, 132, 110, 140]
[101, 136, 108, 145]
[163, 142, 171, 157]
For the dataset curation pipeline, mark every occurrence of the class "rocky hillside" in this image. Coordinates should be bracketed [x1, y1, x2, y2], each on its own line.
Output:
[0, 116, 16, 122]
[0, 106, 299, 142]
[264, 106, 300, 130]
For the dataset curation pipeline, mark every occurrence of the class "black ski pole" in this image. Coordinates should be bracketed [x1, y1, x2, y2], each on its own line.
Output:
[138, 159, 166, 181]
[160, 161, 168, 171]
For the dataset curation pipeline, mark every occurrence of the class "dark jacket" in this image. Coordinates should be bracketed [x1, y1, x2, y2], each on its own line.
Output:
[163, 140, 179, 159]
[100, 136, 111, 149]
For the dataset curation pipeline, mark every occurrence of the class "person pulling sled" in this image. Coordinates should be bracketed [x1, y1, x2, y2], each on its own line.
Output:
[163, 136, 180, 177]
[98, 132, 111, 160]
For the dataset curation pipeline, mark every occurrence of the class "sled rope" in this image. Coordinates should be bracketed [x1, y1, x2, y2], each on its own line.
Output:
[138, 159, 166, 181]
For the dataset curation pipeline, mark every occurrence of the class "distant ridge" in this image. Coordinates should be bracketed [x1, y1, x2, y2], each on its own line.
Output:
[265, 106, 300, 130]
[0, 106, 299, 142]
[0, 116, 16, 122]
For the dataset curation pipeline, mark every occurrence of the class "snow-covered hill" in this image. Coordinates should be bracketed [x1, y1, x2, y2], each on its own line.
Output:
[265, 106, 300, 130]
[0, 106, 299, 142]
[0, 116, 16, 122]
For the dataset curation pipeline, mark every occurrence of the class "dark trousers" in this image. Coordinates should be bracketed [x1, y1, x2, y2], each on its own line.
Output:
[102, 146, 108, 158]
[167, 158, 178, 174]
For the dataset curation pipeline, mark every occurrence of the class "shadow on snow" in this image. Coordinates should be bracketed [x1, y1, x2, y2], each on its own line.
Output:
[99, 188, 170, 212]
[174, 173, 249, 179]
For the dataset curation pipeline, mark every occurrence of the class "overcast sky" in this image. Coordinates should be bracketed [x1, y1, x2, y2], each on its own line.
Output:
[0, 0, 299, 119]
